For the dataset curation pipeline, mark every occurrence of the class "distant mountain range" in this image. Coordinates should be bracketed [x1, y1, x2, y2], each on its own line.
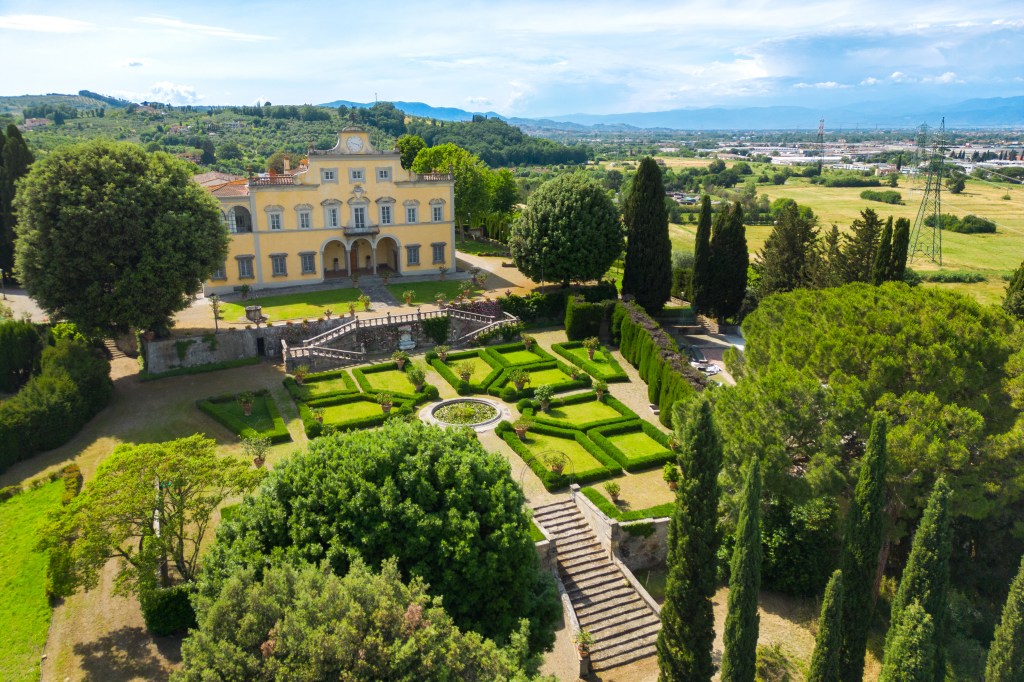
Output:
[320, 96, 1024, 131]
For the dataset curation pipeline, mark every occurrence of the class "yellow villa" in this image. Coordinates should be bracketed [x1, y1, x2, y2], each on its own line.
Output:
[197, 127, 455, 295]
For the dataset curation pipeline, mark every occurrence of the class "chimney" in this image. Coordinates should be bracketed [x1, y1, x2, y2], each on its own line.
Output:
[283, 157, 291, 173]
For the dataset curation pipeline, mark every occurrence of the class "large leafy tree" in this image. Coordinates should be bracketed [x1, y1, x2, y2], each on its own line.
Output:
[490, 167, 520, 215]
[709, 202, 748, 322]
[14, 140, 227, 335]
[986, 554, 1024, 681]
[838, 416, 889, 682]
[622, 157, 672, 313]
[720, 457, 762, 682]
[200, 419, 559, 654]
[657, 398, 722, 681]
[807, 570, 844, 682]
[395, 133, 426, 170]
[691, 195, 714, 315]
[412, 143, 491, 229]
[509, 172, 623, 286]
[1, 124, 34, 275]
[887, 478, 951, 682]
[178, 558, 538, 682]
[755, 200, 818, 298]
[41, 434, 261, 598]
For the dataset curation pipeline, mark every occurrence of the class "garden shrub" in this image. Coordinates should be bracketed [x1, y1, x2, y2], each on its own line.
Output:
[622, 522, 656, 538]
[497, 281, 617, 322]
[197, 390, 291, 443]
[918, 270, 987, 284]
[923, 213, 996, 234]
[140, 584, 198, 636]
[496, 420, 621, 491]
[421, 316, 451, 344]
[564, 295, 604, 341]
[761, 497, 839, 597]
[860, 189, 903, 204]
[0, 319, 44, 392]
[588, 419, 674, 471]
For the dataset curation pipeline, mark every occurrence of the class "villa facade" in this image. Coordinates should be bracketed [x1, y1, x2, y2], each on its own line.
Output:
[198, 127, 455, 295]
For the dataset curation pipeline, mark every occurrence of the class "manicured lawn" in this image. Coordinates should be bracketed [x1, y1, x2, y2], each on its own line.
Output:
[546, 400, 624, 424]
[530, 520, 545, 543]
[561, 346, 622, 379]
[220, 288, 363, 323]
[0, 480, 62, 682]
[523, 432, 605, 475]
[499, 349, 547, 365]
[360, 368, 418, 394]
[293, 373, 356, 400]
[204, 396, 277, 433]
[607, 430, 670, 460]
[455, 239, 509, 257]
[500, 366, 574, 390]
[320, 397, 386, 425]
[386, 280, 480, 305]
[445, 356, 494, 383]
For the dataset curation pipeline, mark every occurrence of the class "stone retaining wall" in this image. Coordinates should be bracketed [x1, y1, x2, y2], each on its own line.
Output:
[570, 484, 670, 572]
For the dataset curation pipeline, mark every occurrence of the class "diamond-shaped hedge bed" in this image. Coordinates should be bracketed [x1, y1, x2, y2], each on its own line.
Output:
[588, 420, 674, 472]
[497, 421, 621, 491]
[488, 359, 591, 401]
[429, 348, 503, 395]
[551, 340, 628, 382]
[283, 368, 358, 402]
[486, 341, 554, 367]
[518, 391, 636, 430]
[197, 390, 291, 443]
[299, 393, 411, 438]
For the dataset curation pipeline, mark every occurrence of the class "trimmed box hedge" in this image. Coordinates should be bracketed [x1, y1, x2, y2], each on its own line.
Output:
[588, 419, 674, 472]
[300, 393, 414, 438]
[551, 340, 628, 382]
[352, 361, 433, 401]
[488, 359, 592, 401]
[484, 341, 555, 367]
[496, 420, 621, 491]
[283, 368, 358, 402]
[519, 391, 636, 430]
[197, 390, 291, 443]
[430, 349, 503, 395]
[581, 485, 674, 522]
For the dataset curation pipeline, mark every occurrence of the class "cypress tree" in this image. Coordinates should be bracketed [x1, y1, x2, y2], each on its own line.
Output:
[1, 124, 33, 274]
[721, 457, 762, 682]
[658, 398, 722, 682]
[691, 195, 714, 316]
[872, 217, 893, 285]
[879, 601, 935, 682]
[811, 224, 843, 288]
[1003, 260, 1024, 321]
[622, 157, 672, 313]
[755, 201, 817, 297]
[838, 415, 888, 682]
[886, 477, 951, 682]
[837, 208, 884, 283]
[987, 554, 1024, 681]
[889, 217, 911, 282]
[807, 570, 844, 682]
[710, 202, 748, 323]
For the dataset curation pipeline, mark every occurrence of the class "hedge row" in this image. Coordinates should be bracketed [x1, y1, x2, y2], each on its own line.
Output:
[0, 339, 113, 474]
[282, 368, 358, 401]
[0, 319, 45, 392]
[588, 419, 674, 472]
[484, 341, 555, 367]
[497, 280, 618, 322]
[496, 420, 621, 491]
[299, 393, 415, 438]
[487, 359, 592, 402]
[564, 295, 604, 341]
[550, 340, 629, 382]
[612, 301, 703, 427]
[518, 391, 637, 430]
[197, 390, 291, 443]
[139, 356, 259, 381]
[581, 486, 675, 522]
[352, 361, 425, 401]
[429, 349, 503, 395]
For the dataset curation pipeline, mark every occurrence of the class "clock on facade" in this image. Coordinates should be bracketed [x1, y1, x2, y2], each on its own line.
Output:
[346, 135, 364, 152]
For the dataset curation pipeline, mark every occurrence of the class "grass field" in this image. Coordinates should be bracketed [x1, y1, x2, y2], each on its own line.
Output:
[220, 288, 363, 323]
[607, 430, 669, 459]
[559, 346, 623, 379]
[386, 280, 480, 305]
[545, 400, 624, 425]
[291, 372, 356, 400]
[447, 356, 495, 383]
[495, 348, 549, 365]
[320, 397, 385, 425]
[502, 367, 574, 389]
[0, 480, 62, 682]
[361, 368, 418, 394]
[523, 432, 604, 475]
[202, 396, 279, 434]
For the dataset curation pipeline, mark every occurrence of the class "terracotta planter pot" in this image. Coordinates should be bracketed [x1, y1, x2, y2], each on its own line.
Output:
[395, 359, 406, 369]
[513, 381, 525, 391]
[587, 349, 596, 360]
[295, 377, 304, 385]
[540, 400, 550, 413]
[440, 353, 449, 362]
[551, 465, 565, 475]
[515, 427, 528, 441]
[414, 384, 424, 393]
[523, 341, 533, 350]
[381, 404, 392, 415]
[668, 481, 678, 491]
[595, 390, 605, 401]
[242, 403, 253, 416]
[253, 457, 265, 468]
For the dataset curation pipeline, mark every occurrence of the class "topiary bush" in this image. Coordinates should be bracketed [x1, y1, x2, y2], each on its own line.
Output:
[140, 584, 198, 636]
[564, 295, 604, 341]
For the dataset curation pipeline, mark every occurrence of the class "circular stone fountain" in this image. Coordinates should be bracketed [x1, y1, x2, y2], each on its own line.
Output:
[419, 397, 510, 432]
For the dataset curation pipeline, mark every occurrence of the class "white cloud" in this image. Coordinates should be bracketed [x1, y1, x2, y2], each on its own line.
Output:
[922, 71, 962, 83]
[466, 96, 492, 107]
[116, 82, 203, 105]
[0, 14, 94, 32]
[133, 16, 275, 42]
[890, 71, 914, 83]
[120, 59, 148, 68]
[794, 81, 849, 89]
[860, 76, 882, 85]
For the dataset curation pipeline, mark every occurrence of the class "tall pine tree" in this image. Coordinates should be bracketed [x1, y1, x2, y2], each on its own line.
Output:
[658, 398, 722, 682]
[710, 202, 748, 323]
[755, 202, 817, 298]
[886, 477, 951, 682]
[837, 208, 884, 283]
[1003, 259, 1024, 321]
[808, 570, 844, 682]
[622, 157, 672, 313]
[888, 217, 910, 282]
[871, 217, 894, 285]
[1, 124, 33, 275]
[721, 457, 762, 682]
[879, 601, 935, 682]
[986, 553, 1024, 681]
[838, 415, 888, 682]
[691, 195, 714, 316]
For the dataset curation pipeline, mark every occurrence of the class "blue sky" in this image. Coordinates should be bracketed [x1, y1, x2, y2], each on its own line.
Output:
[1, 0, 1021, 117]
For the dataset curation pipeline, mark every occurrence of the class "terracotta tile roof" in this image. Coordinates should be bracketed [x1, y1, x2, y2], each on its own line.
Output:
[209, 180, 250, 198]
[193, 171, 244, 187]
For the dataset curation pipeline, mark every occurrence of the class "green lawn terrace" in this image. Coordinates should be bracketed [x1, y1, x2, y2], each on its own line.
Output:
[352, 361, 432, 399]
[197, 390, 291, 443]
[489, 360, 591, 401]
[384, 280, 482, 306]
[498, 421, 622, 491]
[588, 420, 674, 472]
[551, 340, 629, 382]
[487, 341, 554, 366]
[219, 288, 363, 324]
[519, 391, 636, 430]
[429, 348, 503, 394]
[283, 368, 358, 402]
[299, 393, 409, 437]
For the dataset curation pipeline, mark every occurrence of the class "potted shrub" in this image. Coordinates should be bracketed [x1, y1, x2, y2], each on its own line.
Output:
[392, 350, 409, 369]
[604, 480, 621, 503]
[663, 463, 681, 491]
[293, 364, 309, 385]
[403, 290, 414, 305]
[668, 434, 681, 452]
[593, 379, 608, 400]
[459, 281, 473, 300]
[475, 272, 488, 288]
[509, 368, 531, 392]
[239, 391, 255, 417]
[521, 333, 535, 350]
[381, 271, 391, 285]
[569, 366, 584, 381]
[239, 283, 251, 300]
[406, 365, 426, 392]
[456, 361, 473, 383]
[323, 308, 333, 320]
[436, 344, 451, 362]
[348, 301, 357, 316]
[377, 392, 394, 415]
[351, 273, 360, 286]
[242, 434, 271, 469]
[535, 385, 555, 413]
[582, 336, 600, 360]
[438, 266, 449, 280]
[513, 418, 531, 441]
[359, 294, 372, 312]
[574, 629, 594, 658]
[544, 453, 564, 474]
[435, 292, 446, 307]
[311, 408, 325, 424]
